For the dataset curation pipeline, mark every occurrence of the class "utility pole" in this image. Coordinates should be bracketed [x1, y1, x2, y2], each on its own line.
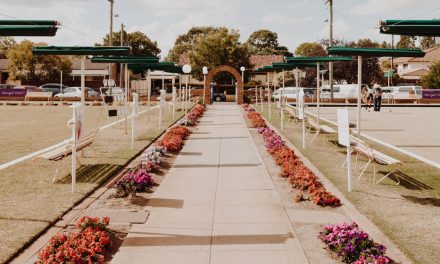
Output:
[327, 0, 334, 100]
[108, 0, 114, 90]
[120, 23, 124, 88]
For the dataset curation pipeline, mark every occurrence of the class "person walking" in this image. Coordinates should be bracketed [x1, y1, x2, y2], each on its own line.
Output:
[373, 84, 383, 112]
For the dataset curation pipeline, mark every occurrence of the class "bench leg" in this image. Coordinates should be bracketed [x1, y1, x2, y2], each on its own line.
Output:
[311, 131, 319, 143]
[376, 169, 400, 185]
[358, 159, 372, 180]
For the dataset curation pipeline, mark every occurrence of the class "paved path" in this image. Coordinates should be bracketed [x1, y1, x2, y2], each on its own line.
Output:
[112, 103, 309, 264]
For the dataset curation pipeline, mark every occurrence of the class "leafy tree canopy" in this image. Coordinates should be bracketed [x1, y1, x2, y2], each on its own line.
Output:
[189, 28, 251, 82]
[422, 61, 440, 89]
[295, 42, 326, 56]
[0, 37, 16, 59]
[99, 30, 161, 57]
[246, 29, 292, 56]
[420, 36, 437, 50]
[396, 35, 417, 49]
[7, 40, 71, 83]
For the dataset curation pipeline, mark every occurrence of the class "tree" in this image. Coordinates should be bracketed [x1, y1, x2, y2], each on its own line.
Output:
[100, 30, 161, 56]
[188, 28, 251, 81]
[396, 35, 416, 49]
[7, 40, 71, 83]
[295, 42, 326, 56]
[420, 36, 437, 50]
[246, 29, 292, 56]
[167, 26, 222, 63]
[421, 62, 440, 89]
[0, 37, 16, 59]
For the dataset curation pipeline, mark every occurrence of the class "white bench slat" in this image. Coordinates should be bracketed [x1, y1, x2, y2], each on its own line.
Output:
[38, 129, 98, 160]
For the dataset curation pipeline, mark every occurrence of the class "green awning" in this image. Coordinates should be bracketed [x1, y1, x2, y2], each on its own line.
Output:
[272, 62, 323, 69]
[32, 46, 131, 55]
[129, 62, 184, 74]
[327, 47, 425, 57]
[0, 20, 59, 36]
[91, 56, 159, 64]
[286, 56, 353, 63]
[379, 20, 440, 36]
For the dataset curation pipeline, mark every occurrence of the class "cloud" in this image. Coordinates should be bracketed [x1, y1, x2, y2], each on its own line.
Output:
[351, 0, 440, 15]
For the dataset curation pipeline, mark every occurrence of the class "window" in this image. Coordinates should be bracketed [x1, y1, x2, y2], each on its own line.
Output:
[403, 64, 408, 70]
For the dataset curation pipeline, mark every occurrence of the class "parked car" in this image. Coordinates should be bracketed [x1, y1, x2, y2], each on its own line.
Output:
[13, 85, 39, 92]
[0, 84, 15, 89]
[212, 92, 226, 102]
[272, 87, 310, 100]
[386, 85, 422, 99]
[54, 87, 98, 98]
[320, 84, 370, 99]
[39, 83, 70, 95]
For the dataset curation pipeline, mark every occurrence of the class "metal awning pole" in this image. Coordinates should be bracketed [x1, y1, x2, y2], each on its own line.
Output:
[124, 63, 128, 134]
[267, 72, 271, 119]
[295, 67, 299, 116]
[316, 62, 320, 129]
[281, 69, 285, 130]
[357, 56, 362, 136]
[80, 56, 85, 118]
[180, 75, 183, 111]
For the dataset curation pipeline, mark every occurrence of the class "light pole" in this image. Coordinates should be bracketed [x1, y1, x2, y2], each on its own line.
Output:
[182, 64, 192, 114]
[108, 0, 114, 94]
[327, 0, 334, 99]
[240, 66, 245, 104]
[203, 66, 208, 104]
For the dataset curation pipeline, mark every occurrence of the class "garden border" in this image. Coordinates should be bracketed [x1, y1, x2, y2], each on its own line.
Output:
[8, 103, 197, 264]
[247, 106, 413, 264]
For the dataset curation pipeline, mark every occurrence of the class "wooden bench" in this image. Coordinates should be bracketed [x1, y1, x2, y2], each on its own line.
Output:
[348, 136, 403, 184]
[38, 129, 99, 161]
[36, 129, 99, 183]
[25, 91, 53, 102]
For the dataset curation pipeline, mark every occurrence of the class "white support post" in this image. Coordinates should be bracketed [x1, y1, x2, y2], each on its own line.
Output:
[281, 69, 285, 130]
[299, 89, 305, 149]
[185, 75, 189, 115]
[267, 76, 271, 119]
[124, 64, 128, 135]
[172, 86, 176, 120]
[131, 93, 138, 149]
[147, 69, 151, 107]
[316, 62, 320, 130]
[180, 75, 183, 111]
[60, 71, 63, 95]
[80, 56, 85, 118]
[255, 86, 258, 107]
[260, 87, 264, 112]
[295, 68, 299, 116]
[357, 56, 362, 136]
[203, 74, 206, 105]
[71, 105, 78, 193]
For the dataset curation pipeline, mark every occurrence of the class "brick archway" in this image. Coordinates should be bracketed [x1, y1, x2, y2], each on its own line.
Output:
[204, 65, 244, 104]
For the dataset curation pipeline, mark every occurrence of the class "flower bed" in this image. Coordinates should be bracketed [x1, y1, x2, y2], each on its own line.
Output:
[140, 146, 167, 172]
[115, 169, 155, 197]
[179, 104, 206, 126]
[319, 223, 394, 264]
[37, 217, 111, 264]
[244, 105, 340, 207]
[158, 125, 191, 152]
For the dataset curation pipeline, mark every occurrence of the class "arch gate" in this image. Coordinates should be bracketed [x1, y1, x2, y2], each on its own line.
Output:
[204, 65, 244, 104]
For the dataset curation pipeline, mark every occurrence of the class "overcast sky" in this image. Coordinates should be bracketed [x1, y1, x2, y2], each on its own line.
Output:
[1, 0, 439, 58]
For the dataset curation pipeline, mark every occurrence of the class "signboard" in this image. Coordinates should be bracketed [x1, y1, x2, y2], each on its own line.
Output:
[422, 90, 440, 99]
[337, 108, 349, 147]
[298, 89, 305, 120]
[384, 70, 394, 78]
[0, 89, 26, 97]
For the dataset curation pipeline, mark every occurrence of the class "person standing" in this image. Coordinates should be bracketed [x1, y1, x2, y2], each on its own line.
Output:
[373, 84, 383, 112]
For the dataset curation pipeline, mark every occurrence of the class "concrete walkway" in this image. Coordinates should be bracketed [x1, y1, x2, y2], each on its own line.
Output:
[112, 103, 309, 264]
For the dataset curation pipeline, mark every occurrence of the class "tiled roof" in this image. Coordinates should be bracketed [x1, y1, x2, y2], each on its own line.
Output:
[249, 55, 284, 70]
[0, 59, 8, 71]
[394, 46, 440, 63]
[401, 68, 429, 77]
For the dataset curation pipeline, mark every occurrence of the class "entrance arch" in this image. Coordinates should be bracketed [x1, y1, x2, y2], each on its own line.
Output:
[204, 65, 244, 104]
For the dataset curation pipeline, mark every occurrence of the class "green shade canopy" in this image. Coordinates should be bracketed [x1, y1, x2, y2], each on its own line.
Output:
[129, 62, 185, 74]
[327, 47, 425, 57]
[0, 20, 59, 36]
[272, 62, 323, 69]
[286, 56, 353, 63]
[379, 20, 440, 36]
[91, 56, 159, 64]
[32, 46, 131, 55]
